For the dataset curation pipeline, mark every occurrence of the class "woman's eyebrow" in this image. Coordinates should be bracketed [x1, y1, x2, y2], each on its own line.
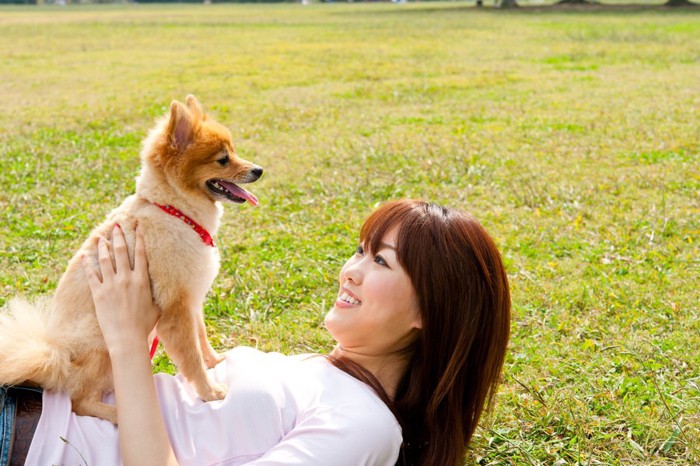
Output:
[377, 242, 397, 252]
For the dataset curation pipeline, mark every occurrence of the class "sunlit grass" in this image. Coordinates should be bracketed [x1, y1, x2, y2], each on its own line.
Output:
[0, 3, 698, 464]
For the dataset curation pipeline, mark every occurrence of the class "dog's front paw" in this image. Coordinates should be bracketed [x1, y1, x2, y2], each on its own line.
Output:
[199, 382, 227, 402]
[203, 351, 225, 369]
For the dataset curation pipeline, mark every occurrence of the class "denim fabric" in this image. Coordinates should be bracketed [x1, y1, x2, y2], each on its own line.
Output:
[0, 387, 17, 466]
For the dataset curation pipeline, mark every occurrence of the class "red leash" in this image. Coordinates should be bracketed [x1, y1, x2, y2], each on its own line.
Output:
[149, 337, 159, 359]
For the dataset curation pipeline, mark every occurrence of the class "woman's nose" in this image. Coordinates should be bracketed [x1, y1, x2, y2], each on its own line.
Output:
[341, 258, 362, 284]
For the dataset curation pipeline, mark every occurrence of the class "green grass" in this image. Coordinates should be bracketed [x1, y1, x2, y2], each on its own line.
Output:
[1, 3, 698, 464]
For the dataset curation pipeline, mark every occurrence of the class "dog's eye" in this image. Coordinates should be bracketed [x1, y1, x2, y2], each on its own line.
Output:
[217, 156, 230, 167]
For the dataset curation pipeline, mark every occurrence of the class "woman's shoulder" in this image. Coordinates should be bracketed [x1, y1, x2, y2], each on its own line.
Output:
[223, 348, 395, 405]
[220, 347, 399, 419]
[289, 356, 402, 431]
[214, 348, 403, 461]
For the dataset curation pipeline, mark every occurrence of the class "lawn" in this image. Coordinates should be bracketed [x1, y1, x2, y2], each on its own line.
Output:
[0, 2, 698, 464]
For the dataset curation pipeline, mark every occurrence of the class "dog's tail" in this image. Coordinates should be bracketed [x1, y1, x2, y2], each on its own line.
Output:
[0, 297, 73, 388]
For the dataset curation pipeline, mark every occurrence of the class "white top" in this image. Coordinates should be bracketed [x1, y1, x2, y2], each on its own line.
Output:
[26, 347, 402, 466]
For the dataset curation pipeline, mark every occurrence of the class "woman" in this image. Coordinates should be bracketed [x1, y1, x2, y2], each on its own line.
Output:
[2, 199, 510, 466]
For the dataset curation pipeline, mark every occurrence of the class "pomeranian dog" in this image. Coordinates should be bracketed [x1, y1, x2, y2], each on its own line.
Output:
[0, 95, 262, 424]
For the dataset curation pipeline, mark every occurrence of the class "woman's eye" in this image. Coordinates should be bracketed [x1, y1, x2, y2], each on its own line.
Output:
[374, 255, 387, 266]
[355, 245, 364, 255]
[217, 156, 230, 167]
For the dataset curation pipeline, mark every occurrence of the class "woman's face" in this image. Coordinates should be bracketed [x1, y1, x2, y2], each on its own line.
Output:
[324, 227, 422, 357]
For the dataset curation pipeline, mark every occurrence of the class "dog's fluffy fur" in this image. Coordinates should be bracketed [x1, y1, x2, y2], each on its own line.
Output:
[0, 95, 262, 423]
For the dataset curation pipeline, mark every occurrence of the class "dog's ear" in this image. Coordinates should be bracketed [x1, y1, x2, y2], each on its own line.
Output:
[186, 95, 204, 121]
[166, 100, 195, 151]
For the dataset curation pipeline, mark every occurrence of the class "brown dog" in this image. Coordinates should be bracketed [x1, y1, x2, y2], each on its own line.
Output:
[0, 95, 262, 423]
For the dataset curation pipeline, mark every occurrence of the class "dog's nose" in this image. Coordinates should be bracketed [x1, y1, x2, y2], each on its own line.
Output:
[250, 166, 263, 181]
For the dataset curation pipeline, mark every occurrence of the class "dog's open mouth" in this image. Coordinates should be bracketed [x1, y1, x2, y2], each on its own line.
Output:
[206, 179, 259, 207]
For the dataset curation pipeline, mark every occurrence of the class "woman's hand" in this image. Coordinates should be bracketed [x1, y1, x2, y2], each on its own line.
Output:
[82, 224, 160, 355]
[83, 224, 178, 465]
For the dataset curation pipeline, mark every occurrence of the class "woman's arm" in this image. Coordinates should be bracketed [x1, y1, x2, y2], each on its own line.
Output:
[82, 224, 178, 466]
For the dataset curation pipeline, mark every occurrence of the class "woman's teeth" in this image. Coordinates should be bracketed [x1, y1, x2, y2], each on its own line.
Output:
[339, 292, 361, 305]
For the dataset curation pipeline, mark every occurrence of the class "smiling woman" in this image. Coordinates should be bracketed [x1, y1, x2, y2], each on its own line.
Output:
[326, 200, 512, 466]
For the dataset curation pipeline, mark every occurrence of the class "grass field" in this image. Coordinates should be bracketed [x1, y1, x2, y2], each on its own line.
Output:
[1, 3, 698, 464]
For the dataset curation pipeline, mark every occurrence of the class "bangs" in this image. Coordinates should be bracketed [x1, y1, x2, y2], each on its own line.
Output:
[359, 200, 427, 264]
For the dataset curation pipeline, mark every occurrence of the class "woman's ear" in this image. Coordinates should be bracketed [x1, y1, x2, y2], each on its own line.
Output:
[412, 317, 423, 330]
[410, 298, 423, 330]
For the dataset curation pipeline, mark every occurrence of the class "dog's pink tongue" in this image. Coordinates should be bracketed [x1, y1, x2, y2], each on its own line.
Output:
[219, 180, 259, 207]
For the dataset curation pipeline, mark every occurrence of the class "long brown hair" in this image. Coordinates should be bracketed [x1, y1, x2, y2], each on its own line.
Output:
[331, 199, 511, 466]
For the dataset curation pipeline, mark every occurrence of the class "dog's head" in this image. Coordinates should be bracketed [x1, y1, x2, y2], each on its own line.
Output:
[141, 95, 263, 206]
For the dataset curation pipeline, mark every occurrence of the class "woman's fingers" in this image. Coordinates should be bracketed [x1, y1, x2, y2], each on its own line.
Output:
[88, 223, 147, 286]
[97, 236, 115, 279]
[134, 224, 149, 280]
[112, 224, 132, 272]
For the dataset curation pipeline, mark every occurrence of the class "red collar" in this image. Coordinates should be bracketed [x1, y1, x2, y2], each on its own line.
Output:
[153, 203, 215, 247]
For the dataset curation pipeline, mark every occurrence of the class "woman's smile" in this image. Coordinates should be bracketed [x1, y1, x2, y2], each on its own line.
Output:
[336, 288, 362, 307]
